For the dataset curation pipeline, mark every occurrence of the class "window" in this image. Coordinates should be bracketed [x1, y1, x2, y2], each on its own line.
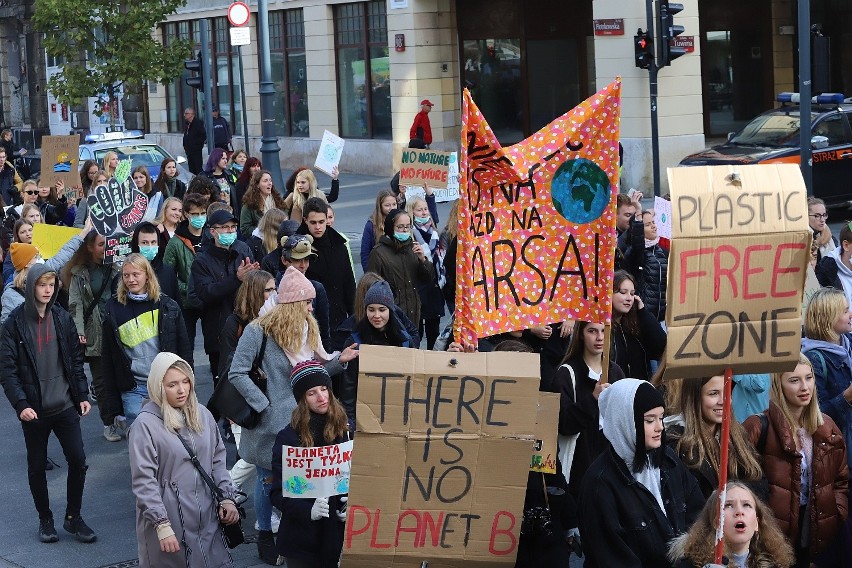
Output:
[333, 1, 390, 139]
[269, 9, 308, 137]
[163, 21, 198, 133]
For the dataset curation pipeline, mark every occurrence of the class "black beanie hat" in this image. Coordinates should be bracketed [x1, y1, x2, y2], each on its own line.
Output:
[383, 209, 406, 238]
[290, 360, 332, 402]
[632, 381, 665, 473]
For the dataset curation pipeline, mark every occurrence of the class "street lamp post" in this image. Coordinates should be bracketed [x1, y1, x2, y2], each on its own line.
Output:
[256, 0, 284, 192]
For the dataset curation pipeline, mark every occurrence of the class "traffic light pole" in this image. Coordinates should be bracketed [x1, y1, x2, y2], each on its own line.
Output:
[799, 0, 813, 195]
[199, 19, 215, 155]
[647, 0, 662, 197]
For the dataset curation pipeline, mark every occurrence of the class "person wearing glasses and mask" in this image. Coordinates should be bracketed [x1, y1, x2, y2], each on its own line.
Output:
[190, 209, 258, 384]
[816, 221, 852, 308]
[366, 208, 434, 329]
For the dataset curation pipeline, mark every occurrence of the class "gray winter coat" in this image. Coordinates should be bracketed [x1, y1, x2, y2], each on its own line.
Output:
[129, 401, 235, 568]
[228, 322, 343, 470]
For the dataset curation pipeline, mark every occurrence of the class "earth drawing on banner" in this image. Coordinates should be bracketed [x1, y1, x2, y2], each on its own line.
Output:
[551, 158, 610, 224]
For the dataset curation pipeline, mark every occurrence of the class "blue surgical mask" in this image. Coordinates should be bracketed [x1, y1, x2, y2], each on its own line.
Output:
[139, 245, 158, 261]
[189, 215, 206, 229]
[232, 163, 244, 172]
[415, 215, 430, 225]
[218, 232, 238, 247]
[394, 232, 411, 242]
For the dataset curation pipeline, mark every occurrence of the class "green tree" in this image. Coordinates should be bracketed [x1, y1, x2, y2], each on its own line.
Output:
[33, 0, 192, 129]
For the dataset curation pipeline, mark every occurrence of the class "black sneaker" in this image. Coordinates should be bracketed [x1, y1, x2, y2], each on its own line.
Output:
[38, 517, 58, 543]
[63, 515, 96, 543]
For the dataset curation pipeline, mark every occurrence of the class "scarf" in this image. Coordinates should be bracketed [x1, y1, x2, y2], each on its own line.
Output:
[128, 292, 149, 302]
[263, 194, 275, 213]
[284, 321, 339, 366]
[308, 412, 328, 446]
[644, 236, 660, 249]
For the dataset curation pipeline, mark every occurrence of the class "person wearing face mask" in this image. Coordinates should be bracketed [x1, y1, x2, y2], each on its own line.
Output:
[101, 254, 191, 426]
[163, 193, 208, 346]
[580, 379, 703, 567]
[130, 222, 179, 302]
[366, 209, 434, 329]
[190, 209, 257, 383]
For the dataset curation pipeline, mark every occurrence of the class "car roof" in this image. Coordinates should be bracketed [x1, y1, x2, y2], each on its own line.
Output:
[764, 103, 852, 115]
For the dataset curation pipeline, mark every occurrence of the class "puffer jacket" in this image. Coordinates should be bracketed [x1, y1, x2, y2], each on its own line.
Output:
[744, 401, 848, 554]
[162, 221, 201, 308]
[68, 263, 120, 357]
[366, 235, 434, 326]
[636, 243, 668, 321]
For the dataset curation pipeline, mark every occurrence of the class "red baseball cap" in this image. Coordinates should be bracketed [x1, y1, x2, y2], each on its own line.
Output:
[420, 99, 434, 107]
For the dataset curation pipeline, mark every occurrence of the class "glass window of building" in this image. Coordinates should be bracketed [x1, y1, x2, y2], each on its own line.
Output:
[269, 9, 308, 137]
[333, 1, 391, 139]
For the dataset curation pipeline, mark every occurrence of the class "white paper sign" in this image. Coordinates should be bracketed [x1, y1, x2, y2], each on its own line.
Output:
[281, 440, 353, 499]
[230, 27, 250, 46]
[314, 130, 345, 177]
[654, 195, 672, 240]
[401, 152, 459, 203]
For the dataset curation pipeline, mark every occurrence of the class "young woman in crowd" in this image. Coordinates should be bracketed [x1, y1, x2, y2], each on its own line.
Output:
[102, 151, 118, 177]
[339, 280, 415, 419]
[129, 221, 180, 301]
[74, 169, 107, 228]
[610, 269, 666, 380]
[247, 208, 287, 263]
[808, 197, 836, 265]
[152, 157, 187, 201]
[406, 193, 444, 349]
[240, 170, 287, 239]
[668, 375, 766, 500]
[101, 254, 192, 426]
[128, 352, 239, 568]
[202, 148, 237, 211]
[439, 200, 459, 312]
[234, 157, 262, 216]
[815, 222, 852, 309]
[130, 166, 163, 223]
[668, 481, 795, 568]
[744, 353, 849, 567]
[36, 179, 70, 225]
[153, 196, 183, 242]
[64, 230, 122, 441]
[633, 210, 669, 322]
[580, 378, 704, 567]
[21, 203, 43, 225]
[360, 189, 397, 271]
[271, 361, 352, 568]
[548, 321, 625, 498]
[79, 160, 99, 198]
[228, 266, 357, 564]
[228, 149, 247, 177]
[282, 167, 339, 224]
[366, 208, 434, 328]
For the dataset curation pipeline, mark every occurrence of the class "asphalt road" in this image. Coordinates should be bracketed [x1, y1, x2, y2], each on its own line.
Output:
[0, 170, 456, 568]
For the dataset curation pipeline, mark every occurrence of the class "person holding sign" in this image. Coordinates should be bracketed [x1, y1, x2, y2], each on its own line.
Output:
[667, 481, 794, 568]
[131, 167, 163, 224]
[610, 270, 667, 381]
[36, 180, 70, 226]
[270, 360, 352, 568]
[743, 354, 849, 567]
[282, 167, 340, 226]
[406, 194, 444, 350]
[579, 379, 703, 567]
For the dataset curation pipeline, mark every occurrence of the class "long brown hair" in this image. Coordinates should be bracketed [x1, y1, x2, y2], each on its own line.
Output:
[242, 170, 286, 212]
[290, 391, 350, 447]
[444, 200, 459, 239]
[354, 272, 384, 320]
[612, 270, 640, 335]
[233, 270, 273, 323]
[370, 189, 396, 243]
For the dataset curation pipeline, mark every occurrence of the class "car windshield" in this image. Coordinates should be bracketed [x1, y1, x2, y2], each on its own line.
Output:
[93, 145, 168, 168]
[728, 112, 818, 147]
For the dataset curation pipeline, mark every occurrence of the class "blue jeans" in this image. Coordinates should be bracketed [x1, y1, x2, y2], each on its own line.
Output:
[121, 384, 149, 424]
[255, 465, 274, 532]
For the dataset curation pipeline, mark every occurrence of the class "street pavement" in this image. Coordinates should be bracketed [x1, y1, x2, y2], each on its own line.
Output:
[0, 170, 455, 568]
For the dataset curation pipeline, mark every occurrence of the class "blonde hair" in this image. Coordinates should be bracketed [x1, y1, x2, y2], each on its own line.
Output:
[256, 301, 320, 355]
[116, 253, 161, 304]
[13, 265, 29, 289]
[154, 197, 183, 226]
[22, 179, 38, 192]
[292, 169, 325, 211]
[102, 151, 118, 177]
[770, 353, 825, 435]
[405, 196, 428, 218]
[258, 208, 288, 255]
[804, 287, 847, 343]
[444, 200, 459, 239]
[21, 203, 43, 224]
[147, 358, 204, 434]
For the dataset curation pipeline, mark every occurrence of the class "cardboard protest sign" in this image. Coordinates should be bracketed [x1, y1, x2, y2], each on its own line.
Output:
[343, 345, 538, 568]
[40, 135, 81, 189]
[664, 164, 811, 379]
[654, 196, 672, 240]
[87, 164, 148, 264]
[315, 130, 345, 177]
[530, 392, 559, 474]
[32, 224, 80, 260]
[281, 440, 353, 499]
[802, 264, 822, 324]
[399, 149, 453, 188]
[403, 153, 460, 203]
[455, 80, 621, 345]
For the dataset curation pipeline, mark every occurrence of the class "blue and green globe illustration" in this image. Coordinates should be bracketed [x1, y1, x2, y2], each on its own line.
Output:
[551, 158, 610, 224]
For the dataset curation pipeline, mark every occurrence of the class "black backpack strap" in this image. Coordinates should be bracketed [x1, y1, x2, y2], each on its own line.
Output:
[756, 412, 769, 454]
[83, 270, 112, 326]
[175, 433, 226, 503]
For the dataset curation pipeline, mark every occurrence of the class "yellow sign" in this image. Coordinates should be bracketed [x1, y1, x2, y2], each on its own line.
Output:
[32, 224, 80, 260]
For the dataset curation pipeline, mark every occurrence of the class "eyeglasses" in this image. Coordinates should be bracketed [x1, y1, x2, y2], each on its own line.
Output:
[810, 213, 828, 220]
[264, 287, 277, 293]
[394, 225, 412, 231]
[24, 190, 38, 195]
[213, 225, 238, 232]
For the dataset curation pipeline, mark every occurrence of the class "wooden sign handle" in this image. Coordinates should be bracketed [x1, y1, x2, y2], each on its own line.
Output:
[600, 323, 612, 385]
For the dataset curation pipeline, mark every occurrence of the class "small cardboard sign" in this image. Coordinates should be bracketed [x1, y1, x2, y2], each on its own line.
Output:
[530, 392, 559, 474]
[399, 148, 452, 189]
[802, 264, 822, 324]
[40, 135, 81, 190]
[314, 130, 345, 177]
[282, 440, 353, 499]
[32, 224, 80, 260]
[664, 164, 811, 379]
[344, 345, 538, 568]
[403, 152, 460, 202]
[654, 196, 672, 240]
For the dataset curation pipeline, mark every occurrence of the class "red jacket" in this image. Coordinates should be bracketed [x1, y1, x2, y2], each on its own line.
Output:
[409, 110, 432, 145]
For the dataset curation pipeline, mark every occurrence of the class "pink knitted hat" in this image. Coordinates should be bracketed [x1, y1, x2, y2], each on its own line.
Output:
[277, 265, 316, 304]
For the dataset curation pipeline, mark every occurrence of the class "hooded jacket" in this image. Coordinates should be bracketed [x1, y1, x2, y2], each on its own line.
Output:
[162, 219, 203, 308]
[0, 263, 87, 417]
[579, 379, 703, 568]
[296, 224, 355, 331]
[815, 247, 852, 309]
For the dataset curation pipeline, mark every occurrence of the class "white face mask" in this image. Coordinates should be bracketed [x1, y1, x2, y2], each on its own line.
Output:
[33, 257, 45, 265]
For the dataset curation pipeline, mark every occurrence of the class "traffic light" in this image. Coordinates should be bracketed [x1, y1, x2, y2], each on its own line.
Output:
[657, 1, 686, 67]
[184, 53, 203, 90]
[634, 29, 654, 70]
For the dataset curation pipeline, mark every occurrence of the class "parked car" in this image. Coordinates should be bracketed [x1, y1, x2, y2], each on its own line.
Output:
[680, 92, 852, 206]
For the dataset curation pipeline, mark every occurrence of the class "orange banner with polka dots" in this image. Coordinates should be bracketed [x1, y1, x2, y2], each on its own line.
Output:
[455, 79, 621, 345]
